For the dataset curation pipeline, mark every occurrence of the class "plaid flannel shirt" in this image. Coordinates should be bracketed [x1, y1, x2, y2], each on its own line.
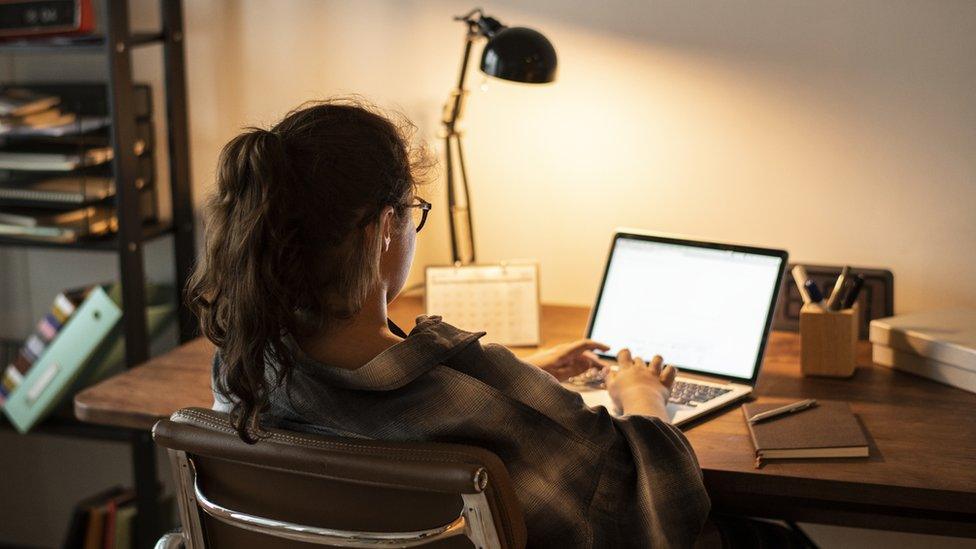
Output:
[213, 315, 710, 547]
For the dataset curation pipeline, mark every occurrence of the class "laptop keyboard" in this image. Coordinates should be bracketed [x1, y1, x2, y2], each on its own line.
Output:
[668, 381, 731, 406]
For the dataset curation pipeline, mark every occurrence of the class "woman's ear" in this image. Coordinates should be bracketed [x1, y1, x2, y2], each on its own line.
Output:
[379, 206, 395, 252]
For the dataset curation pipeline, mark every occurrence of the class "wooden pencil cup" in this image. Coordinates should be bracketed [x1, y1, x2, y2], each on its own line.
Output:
[800, 303, 858, 377]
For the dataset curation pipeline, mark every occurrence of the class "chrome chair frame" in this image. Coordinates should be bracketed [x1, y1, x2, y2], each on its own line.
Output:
[163, 448, 503, 548]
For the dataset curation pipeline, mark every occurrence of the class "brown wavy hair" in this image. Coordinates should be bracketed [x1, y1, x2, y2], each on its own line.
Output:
[187, 98, 431, 442]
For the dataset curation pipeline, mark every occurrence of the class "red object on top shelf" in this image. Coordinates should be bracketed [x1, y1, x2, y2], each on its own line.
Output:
[0, 0, 95, 40]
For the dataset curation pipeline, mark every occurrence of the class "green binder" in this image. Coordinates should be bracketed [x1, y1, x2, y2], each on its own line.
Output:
[3, 286, 121, 433]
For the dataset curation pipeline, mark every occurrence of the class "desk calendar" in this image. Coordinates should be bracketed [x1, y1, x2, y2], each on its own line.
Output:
[424, 263, 540, 346]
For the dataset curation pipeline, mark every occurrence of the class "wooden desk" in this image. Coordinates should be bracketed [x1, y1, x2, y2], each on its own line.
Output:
[75, 297, 976, 537]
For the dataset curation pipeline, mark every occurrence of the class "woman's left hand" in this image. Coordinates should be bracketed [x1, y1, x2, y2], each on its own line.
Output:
[525, 339, 611, 382]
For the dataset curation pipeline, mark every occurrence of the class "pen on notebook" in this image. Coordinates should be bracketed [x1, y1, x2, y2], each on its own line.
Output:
[841, 273, 865, 309]
[825, 266, 850, 311]
[803, 279, 826, 309]
[791, 265, 813, 304]
[747, 399, 818, 424]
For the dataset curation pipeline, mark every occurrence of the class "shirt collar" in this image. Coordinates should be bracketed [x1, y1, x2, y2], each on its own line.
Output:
[286, 315, 485, 391]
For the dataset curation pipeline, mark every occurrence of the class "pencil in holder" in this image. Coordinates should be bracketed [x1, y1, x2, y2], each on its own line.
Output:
[799, 303, 858, 377]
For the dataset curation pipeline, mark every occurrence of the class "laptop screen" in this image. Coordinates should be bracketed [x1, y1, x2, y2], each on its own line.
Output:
[587, 233, 787, 383]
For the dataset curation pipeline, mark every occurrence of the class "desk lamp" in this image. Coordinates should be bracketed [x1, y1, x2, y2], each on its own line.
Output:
[441, 8, 557, 264]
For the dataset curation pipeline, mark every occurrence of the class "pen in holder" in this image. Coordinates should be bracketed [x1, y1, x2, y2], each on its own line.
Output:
[800, 303, 858, 377]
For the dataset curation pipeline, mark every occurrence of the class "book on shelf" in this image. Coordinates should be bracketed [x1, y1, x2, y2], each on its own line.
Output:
[0, 87, 60, 117]
[62, 486, 135, 549]
[62, 486, 123, 549]
[101, 490, 135, 549]
[111, 503, 137, 549]
[84, 504, 107, 549]
[63, 487, 170, 549]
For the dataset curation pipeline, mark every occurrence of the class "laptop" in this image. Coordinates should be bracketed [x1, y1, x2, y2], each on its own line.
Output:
[567, 230, 788, 426]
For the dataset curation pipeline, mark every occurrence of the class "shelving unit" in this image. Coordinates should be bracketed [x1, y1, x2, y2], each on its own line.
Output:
[0, 1, 195, 547]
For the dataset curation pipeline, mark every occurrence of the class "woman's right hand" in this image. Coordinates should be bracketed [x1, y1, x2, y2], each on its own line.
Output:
[606, 349, 677, 421]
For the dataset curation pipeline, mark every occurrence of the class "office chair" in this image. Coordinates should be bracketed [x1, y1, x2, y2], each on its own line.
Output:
[152, 407, 526, 548]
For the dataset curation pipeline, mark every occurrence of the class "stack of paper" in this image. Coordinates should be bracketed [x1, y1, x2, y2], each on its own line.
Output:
[0, 145, 113, 171]
[0, 175, 115, 205]
[0, 204, 116, 242]
[0, 88, 59, 117]
[870, 309, 976, 394]
[0, 87, 80, 136]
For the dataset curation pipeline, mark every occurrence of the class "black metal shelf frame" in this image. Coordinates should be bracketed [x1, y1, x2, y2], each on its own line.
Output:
[0, 2, 196, 548]
[0, 32, 164, 53]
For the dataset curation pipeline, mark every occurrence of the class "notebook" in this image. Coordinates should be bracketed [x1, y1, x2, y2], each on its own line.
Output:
[743, 400, 869, 466]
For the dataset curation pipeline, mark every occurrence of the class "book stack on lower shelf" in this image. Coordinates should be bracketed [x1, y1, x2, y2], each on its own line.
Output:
[64, 486, 173, 549]
[0, 83, 156, 244]
[870, 309, 976, 394]
[63, 486, 137, 549]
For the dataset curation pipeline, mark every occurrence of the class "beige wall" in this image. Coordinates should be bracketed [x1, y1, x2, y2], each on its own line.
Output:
[178, 0, 976, 313]
[3, 0, 975, 327]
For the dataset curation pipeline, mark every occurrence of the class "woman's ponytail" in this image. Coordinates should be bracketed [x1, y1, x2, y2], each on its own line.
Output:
[189, 128, 309, 442]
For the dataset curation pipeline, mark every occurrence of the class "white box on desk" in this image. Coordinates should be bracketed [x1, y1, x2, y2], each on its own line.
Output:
[872, 343, 976, 394]
[869, 309, 976, 371]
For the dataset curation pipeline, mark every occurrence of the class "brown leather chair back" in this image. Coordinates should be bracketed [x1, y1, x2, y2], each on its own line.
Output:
[152, 408, 526, 549]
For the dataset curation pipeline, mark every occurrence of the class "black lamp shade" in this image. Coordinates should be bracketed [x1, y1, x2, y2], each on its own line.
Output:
[480, 26, 557, 84]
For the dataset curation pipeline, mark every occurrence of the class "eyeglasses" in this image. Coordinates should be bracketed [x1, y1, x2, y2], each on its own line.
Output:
[405, 197, 432, 233]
